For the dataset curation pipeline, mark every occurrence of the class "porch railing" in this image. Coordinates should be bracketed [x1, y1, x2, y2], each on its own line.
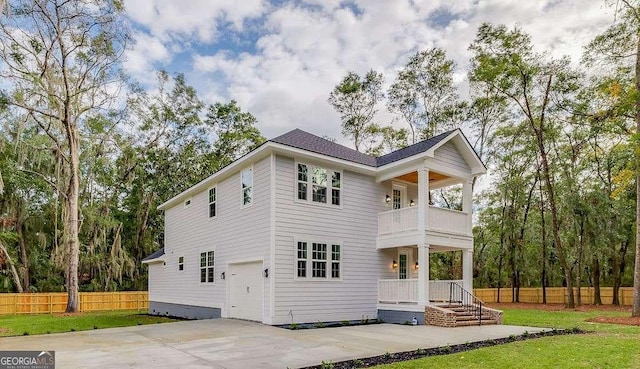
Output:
[450, 282, 484, 325]
[378, 207, 418, 235]
[378, 279, 464, 304]
[378, 279, 418, 303]
[429, 280, 463, 301]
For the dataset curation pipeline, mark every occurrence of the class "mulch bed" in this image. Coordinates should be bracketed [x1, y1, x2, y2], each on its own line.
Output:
[300, 328, 583, 369]
[586, 316, 640, 326]
[486, 302, 631, 313]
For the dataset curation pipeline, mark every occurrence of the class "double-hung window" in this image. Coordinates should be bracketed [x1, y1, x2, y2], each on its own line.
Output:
[296, 163, 341, 206]
[178, 256, 184, 271]
[296, 241, 341, 280]
[208, 187, 216, 218]
[241, 168, 253, 206]
[200, 251, 214, 283]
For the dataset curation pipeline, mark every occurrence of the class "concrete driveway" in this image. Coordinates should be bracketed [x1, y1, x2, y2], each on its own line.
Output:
[0, 319, 546, 368]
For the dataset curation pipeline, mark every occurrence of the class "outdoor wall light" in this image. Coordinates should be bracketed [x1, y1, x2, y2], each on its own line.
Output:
[220, 272, 225, 280]
[409, 199, 415, 206]
[385, 194, 391, 204]
[263, 268, 269, 278]
[415, 261, 419, 269]
[392, 259, 398, 269]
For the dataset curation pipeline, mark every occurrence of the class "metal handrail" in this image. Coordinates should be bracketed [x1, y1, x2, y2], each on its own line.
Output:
[449, 282, 483, 325]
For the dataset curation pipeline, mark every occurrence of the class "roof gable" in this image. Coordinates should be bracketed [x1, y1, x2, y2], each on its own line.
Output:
[376, 130, 455, 167]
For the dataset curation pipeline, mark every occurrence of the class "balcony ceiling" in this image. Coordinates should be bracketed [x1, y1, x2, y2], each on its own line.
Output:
[396, 171, 448, 184]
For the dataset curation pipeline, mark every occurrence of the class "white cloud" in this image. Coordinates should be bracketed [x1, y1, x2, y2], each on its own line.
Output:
[126, 0, 616, 144]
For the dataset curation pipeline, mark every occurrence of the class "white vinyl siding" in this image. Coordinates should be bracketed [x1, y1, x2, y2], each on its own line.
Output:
[274, 155, 382, 325]
[149, 157, 272, 318]
[432, 141, 471, 172]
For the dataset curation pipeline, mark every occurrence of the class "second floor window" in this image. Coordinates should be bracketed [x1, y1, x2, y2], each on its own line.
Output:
[208, 187, 217, 218]
[297, 163, 341, 206]
[241, 168, 253, 206]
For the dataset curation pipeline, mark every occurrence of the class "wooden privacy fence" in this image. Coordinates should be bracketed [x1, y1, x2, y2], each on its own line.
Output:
[0, 291, 148, 315]
[473, 287, 634, 305]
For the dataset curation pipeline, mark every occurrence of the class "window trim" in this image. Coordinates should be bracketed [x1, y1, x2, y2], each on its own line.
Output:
[294, 161, 343, 209]
[200, 250, 215, 284]
[208, 186, 217, 219]
[294, 238, 342, 281]
[240, 166, 254, 208]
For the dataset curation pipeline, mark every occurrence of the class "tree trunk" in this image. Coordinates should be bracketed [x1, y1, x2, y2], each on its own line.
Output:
[576, 217, 585, 306]
[0, 241, 24, 293]
[64, 128, 81, 313]
[540, 175, 547, 304]
[16, 221, 30, 291]
[633, 30, 640, 317]
[529, 76, 575, 307]
[592, 257, 602, 305]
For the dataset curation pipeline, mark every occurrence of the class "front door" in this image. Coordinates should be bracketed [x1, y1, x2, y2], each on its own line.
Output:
[398, 251, 409, 279]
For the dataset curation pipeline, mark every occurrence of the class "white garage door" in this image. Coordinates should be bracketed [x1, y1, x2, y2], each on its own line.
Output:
[228, 261, 264, 321]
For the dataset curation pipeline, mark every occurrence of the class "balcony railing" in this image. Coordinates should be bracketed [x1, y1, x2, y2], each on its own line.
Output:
[378, 279, 464, 304]
[428, 206, 469, 235]
[377, 206, 469, 236]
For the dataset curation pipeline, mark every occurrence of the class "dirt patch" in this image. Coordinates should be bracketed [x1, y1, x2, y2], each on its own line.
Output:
[301, 328, 584, 369]
[587, 316, 640, 326]
[0, 327, 9, 334]
[487, 302, 631, 313]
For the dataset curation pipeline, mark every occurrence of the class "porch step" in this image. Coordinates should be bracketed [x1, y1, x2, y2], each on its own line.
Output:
[430, 303, 498, 327]
[455, 319, 498, 326]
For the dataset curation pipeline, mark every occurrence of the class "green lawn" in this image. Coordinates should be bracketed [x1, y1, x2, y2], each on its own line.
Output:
[0, 310, 179, 337]
[375, 307, 640, 369]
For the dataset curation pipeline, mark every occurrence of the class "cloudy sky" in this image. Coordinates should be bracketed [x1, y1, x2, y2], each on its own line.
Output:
[122, 0, 614, 144]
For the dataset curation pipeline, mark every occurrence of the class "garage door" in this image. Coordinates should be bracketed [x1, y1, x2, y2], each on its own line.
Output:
[228, 261, 264, 321]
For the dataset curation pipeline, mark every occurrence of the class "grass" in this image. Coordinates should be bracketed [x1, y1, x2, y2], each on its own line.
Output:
[0, 310, 179, 337]
[375, 307, 640, 369]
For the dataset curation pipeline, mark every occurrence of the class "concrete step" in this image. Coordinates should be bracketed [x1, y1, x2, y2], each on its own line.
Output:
[454, 319, 498, 327]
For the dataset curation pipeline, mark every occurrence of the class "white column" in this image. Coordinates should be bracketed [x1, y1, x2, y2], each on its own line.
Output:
[417, 243, 430, 305]
[462, 179, 473, 234]
[417, 167, 429, 232]
[462, 249, 473, 292]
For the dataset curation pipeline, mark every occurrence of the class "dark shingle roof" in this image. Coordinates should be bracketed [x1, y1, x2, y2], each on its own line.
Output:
[142, 247, 165, 262]
[376, 130, 456, 167]
[270, 129, 378, 166]
[270, 128, 458, 167]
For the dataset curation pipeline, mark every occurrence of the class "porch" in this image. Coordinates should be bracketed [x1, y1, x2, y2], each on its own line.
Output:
[378, 279, 463, 304]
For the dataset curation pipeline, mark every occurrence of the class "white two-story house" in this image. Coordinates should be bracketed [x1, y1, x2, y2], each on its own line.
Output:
[142, 128, 497, 326]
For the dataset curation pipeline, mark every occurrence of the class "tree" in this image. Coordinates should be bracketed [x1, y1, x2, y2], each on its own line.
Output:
[205, 100, 266, 167]
[470, 23, 581, 307]
[586, 0, 640, 316]
[328, 70, 384, 152]
[0, 0, 128, 311]
[388, 48, 466, 143]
